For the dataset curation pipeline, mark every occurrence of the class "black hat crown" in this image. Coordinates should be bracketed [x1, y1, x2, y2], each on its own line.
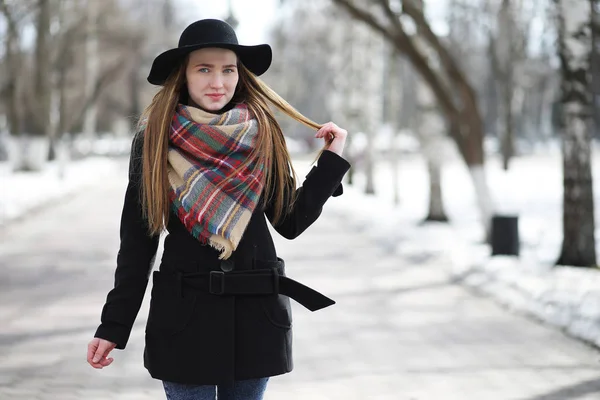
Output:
[179, 19, 239, 47]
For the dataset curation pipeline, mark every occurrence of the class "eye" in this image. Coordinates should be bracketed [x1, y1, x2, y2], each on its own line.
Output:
[198, 67, 209, 73]
[224, 68, 235, 74]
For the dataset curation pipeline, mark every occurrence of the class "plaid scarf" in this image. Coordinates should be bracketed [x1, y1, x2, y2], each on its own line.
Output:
[167, 103, 264, 259]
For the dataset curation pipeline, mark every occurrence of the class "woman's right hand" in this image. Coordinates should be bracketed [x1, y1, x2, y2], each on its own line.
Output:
[87, 337, 117, 369]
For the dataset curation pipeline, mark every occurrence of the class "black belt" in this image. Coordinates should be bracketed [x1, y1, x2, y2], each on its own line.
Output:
[173, 265, 335, 312]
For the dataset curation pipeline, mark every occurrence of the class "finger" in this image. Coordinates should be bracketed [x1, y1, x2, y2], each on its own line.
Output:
[330, 127, 347, 138]
[87, 342, 98, 365]
[99, 357, 114, 367]
[89, 352, 114, 369]
[92, 342, 110, 364]
[327, 123, 343, 134]
[88, 352, 106, 369]
[89, 359, 106, 369]
[316, 124, 335, 135]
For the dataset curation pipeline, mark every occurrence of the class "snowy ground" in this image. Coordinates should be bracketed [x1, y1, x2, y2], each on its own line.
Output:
[3, 140, 600, 347]
[0, 157, 121, 227]
[312, 143, 600, 349]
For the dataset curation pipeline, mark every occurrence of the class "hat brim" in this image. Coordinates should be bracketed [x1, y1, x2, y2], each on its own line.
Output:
[147, 43, 272, 85]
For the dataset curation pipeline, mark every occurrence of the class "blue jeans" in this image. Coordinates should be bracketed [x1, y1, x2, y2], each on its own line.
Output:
[163, 378, 269, 400]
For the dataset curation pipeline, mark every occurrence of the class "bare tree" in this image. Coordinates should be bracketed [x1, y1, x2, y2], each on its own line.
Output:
[0, 0, 192, 168]
[492, 0, 526, 170]
[0, 0, 30, 139]
[417, 83, 449, 222]
[592, 0, 600, 138]
[554, 0, 597, 266]
[268, 2, 338, 149]
[360, 24, 385, 195]
[332, 0, 494, 237]
[384, 44, 402, 205]
[82, 0, 99, 138]
[8, 0, 54, 171]
[32, 0, 51, 138]
[413, 0, 449, 221]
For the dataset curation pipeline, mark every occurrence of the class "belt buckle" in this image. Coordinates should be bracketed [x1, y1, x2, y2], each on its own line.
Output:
[209, 271, 225, 295]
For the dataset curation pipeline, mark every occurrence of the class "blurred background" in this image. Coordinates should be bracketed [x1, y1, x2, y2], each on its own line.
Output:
[2, 0, 600, 399]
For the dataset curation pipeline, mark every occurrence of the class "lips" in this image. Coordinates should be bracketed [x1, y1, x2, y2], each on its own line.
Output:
[206, 94, 224, 99]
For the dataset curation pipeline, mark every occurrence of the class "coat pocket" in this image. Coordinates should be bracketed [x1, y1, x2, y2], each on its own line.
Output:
[146, 271, 196, 336]
[260, 261, 292, 329]
[261, 294, 292, 329]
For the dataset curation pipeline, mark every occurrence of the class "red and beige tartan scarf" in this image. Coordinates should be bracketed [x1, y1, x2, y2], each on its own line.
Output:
[167, 103, 264, 259]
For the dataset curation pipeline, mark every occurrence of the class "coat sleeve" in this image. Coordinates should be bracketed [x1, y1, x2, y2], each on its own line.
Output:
[94, 133, 160, 349]
[265, 150, 351, 240]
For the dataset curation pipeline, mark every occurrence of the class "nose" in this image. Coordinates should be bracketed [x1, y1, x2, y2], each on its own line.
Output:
[209, 73, 224, 88]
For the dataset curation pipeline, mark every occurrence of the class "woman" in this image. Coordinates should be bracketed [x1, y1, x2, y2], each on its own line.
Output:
[87, 19, 350, 400]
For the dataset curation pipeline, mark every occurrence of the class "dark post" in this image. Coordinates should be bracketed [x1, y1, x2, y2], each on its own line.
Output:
[491, 214, 520, 256]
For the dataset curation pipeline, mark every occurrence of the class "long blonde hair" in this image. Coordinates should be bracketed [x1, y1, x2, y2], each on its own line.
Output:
[137, 55, 328, 235]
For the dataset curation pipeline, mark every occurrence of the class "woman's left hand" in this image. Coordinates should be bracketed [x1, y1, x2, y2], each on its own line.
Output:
[315, 122, 348, 157]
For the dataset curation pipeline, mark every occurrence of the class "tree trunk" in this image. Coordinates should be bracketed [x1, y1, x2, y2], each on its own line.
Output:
[1, 2, 22, 138]
[346, 160, 355, 185]
[362, 24, 383, 196]
[592, 0, 600, 139]
[14, 0, 52, 172]
[417, 80, 449, 222]
[387, 45, 402, 205]
[364, 144, 376, 194]
[32, 0, 52, 138]
[426, 159, 447, 222]
[83, 0, 99, 137]
[129, 49, 142, 131]
[458, 94, 494, 239]
[496, 0, 517, 170]
[555, 0, 597, 267]
[332, 0, 494, 238]
[501, 82, 515, 170]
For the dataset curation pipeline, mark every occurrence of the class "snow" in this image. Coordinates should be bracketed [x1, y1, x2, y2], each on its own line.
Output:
[0, 157, 120, 227]
[3, 138, 600, 347]
[309, 142, 600, 347]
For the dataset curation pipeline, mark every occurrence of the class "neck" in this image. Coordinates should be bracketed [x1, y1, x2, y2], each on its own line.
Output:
[187, 99, 235, 115]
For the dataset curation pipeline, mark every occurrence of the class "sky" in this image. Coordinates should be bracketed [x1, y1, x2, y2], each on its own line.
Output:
[180, 0, 280, 44]
[180, 0, 451, 44]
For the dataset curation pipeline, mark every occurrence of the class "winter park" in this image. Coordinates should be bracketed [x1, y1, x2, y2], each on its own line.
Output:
[2, 0, 600, 399]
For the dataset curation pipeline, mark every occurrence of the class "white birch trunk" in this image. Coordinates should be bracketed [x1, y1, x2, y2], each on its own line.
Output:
[496, 0, 517, 170]
[468, 166, 495, 236]
[416, 82, 449, 222]
[555, 0, 597, 266]
[83, 0, 98, 138]
[362, 26, 384, 195]
[388, 46, 402, 206]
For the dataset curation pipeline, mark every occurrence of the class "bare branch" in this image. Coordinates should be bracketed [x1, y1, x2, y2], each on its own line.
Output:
[333, 0, 460, 127]
[67, 59, 128, 134]
[331, 0, 399, 44]
[330, 0, 480, 162]
[402, 0, 467, 88]
[375, 0, 403, 35]
[401, 0, 482, 137]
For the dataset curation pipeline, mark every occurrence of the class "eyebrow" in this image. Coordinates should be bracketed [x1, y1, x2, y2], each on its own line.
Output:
[194, 63, 237, 68]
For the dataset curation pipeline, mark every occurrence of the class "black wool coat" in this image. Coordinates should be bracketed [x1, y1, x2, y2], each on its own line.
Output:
[94, 134, 351, 385]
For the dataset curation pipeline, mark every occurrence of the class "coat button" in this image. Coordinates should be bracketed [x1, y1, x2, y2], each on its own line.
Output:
[220, 258, 234, 272]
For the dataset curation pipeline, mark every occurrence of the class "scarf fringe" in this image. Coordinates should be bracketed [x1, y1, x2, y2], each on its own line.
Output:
[208, 210, 252, 259]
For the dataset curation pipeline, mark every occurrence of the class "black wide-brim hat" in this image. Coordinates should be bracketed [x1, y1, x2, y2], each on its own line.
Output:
[147, 19, 272, 85]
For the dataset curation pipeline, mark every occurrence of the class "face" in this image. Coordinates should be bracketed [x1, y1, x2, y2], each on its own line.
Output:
[185, 48, 239, 112]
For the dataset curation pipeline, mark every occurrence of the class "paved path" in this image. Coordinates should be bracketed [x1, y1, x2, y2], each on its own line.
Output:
[1, 161, 600, 400]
